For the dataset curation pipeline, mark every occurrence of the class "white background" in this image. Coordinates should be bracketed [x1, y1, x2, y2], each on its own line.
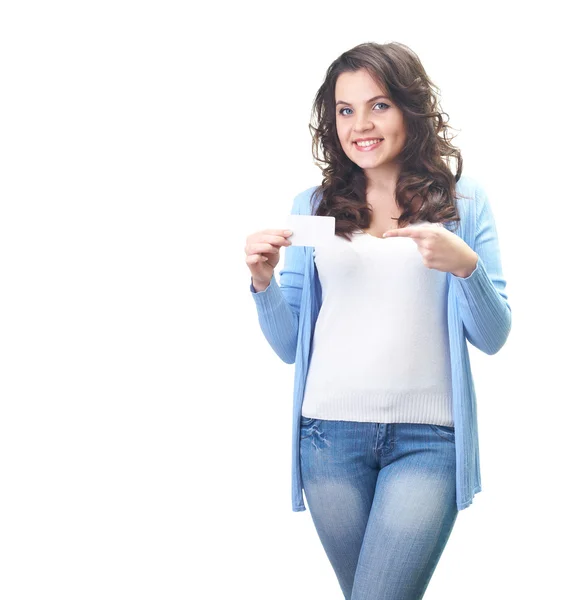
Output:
[1, 1, 572, 598]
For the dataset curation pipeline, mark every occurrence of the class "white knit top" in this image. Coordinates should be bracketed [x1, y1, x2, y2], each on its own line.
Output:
[301, 222, 454, 426]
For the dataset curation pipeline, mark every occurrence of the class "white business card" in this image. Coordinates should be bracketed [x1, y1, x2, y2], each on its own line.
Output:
[284, 215, 335, 246]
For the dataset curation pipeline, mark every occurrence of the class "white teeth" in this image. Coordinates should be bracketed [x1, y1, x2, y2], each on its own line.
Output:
[355, 139, 382, 147]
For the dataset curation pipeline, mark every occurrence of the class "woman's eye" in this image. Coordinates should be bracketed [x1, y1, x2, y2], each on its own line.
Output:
[338, 102, 389, 116]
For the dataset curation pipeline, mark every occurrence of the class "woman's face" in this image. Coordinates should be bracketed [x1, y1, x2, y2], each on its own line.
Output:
[335, 68, 407, 173]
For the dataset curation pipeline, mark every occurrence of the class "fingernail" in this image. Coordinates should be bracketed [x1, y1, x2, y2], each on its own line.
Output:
[284, 230, 293, 235]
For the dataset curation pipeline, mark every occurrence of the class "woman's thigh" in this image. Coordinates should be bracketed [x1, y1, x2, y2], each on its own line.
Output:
[300, 418, 379, 600]
[350, 423, 458, 600]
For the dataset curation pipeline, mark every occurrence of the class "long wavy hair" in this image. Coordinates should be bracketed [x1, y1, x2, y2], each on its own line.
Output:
[309, 41, 469, 241]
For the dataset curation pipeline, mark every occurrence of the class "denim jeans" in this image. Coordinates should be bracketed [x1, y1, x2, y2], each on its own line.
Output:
[300, 418, 458, 600]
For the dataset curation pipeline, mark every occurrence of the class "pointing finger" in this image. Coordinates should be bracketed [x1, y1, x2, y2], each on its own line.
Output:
[383, 226, 435, 238]
[383, 228, 415, 238]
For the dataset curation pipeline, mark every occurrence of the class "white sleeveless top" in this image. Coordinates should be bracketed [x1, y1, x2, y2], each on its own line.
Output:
[301, 222, 454, 426]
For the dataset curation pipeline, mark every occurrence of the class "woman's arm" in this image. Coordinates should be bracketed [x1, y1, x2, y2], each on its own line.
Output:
[451, 183, 512, 355]
[249, 191, 308, 364]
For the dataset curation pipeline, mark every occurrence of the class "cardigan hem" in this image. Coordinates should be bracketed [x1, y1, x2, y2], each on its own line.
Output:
[457, 485, 483, 511]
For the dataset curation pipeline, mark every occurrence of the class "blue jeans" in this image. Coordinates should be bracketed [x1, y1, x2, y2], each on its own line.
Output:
[300, 418, 458, 600]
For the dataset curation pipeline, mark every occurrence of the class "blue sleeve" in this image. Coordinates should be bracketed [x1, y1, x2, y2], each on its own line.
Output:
[249, 191, 307, 364]
[451, 183, 512, 355]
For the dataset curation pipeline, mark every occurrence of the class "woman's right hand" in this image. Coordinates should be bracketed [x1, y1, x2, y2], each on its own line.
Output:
[245, 229, 293, 287]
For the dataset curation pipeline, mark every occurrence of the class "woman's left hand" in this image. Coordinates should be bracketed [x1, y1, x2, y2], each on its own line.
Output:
[383, 224, 479, 278]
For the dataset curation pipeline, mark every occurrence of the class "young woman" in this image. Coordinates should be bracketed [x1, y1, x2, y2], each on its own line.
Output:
[245, 41, 511, 600]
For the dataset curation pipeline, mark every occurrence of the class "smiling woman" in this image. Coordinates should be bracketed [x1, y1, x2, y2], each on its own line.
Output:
[248, 40, 511, 600]
[308, 42, 465, 242]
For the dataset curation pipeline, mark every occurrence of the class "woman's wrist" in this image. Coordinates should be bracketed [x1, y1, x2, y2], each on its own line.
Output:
[252, 276, 272, 292]
[452, 251, 478, 278]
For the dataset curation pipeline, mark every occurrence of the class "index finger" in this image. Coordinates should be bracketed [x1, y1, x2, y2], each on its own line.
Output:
[266, 228, 293, 237]
[383, 227, 422, 238]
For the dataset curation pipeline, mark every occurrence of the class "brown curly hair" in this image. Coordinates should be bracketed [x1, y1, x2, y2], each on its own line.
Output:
[308, 41, 469, 241]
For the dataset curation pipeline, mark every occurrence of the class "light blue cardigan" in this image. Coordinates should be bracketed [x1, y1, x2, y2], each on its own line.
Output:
[250, 175, 511, 512]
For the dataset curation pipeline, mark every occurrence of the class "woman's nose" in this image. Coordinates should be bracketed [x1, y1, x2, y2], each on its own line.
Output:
[353, 112, 373, 131]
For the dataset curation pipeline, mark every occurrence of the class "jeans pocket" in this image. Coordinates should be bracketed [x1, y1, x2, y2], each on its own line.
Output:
[428, 424, 456, 443]
[300, 416, 319, 439]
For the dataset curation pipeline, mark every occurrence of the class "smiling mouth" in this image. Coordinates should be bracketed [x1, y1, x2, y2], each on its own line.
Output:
[353, 139, 384, 150]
